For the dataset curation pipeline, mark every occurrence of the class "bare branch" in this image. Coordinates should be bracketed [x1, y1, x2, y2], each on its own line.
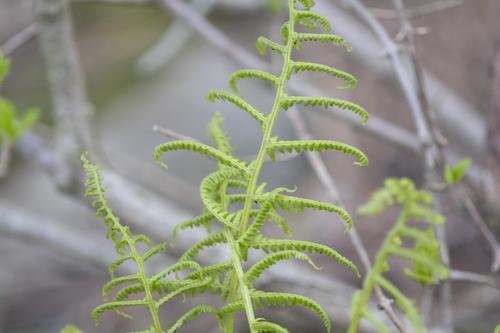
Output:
[366, 0, 463, 20]
[0, 23, 38, 56]
[35, 0, 96, 191]
[0, 141, 12, 178]
[449, 269, 499, 289]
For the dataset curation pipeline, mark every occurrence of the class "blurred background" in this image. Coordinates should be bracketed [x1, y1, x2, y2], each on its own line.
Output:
[0, 0, 499, 332]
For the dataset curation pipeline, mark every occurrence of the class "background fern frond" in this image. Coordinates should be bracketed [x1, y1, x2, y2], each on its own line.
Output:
[348, 178, 448, 333]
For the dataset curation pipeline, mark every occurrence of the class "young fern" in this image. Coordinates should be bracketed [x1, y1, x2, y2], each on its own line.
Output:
[82, 154, 220, 333]
[348, 178, 448, 333]
[151, 1, 368, 332]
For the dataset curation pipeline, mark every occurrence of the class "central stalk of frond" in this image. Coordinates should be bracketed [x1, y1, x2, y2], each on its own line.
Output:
[232, 1, 297, 332]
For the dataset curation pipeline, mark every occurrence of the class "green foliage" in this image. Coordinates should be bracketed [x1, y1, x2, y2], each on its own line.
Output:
[60, 325, 83, 333]
[0, 52, 10, 83]
[444, 158, 471, 186]
[348, 178, 448, 333]
[0, 52, 38, 146]
[0, 98, 39, 144]
[86, 1, 369, 332]
[494, 324, 500, 333]
[82, 154, 218, 333]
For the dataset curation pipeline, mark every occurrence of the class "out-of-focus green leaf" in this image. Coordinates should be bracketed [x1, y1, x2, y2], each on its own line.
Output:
[60, 325, 83, 333]
[0, 98, 38, 143]
[444, 158, 472, 186]
[0, 52, 10, 83]
[266, 0, 285, 14]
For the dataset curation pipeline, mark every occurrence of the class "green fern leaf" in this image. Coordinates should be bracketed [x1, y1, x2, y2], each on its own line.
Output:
[154, 140, 249, 174]
[294, 33, 351, 51]
[281, 96, 368, 124]
[267, 139, 368, 167]
[178, 231, 226, 262]
[245, 250, 320, 282]
[166, 305, 217, 333]
[208, 111, 233, 155]
[252, 238, 359, 276]
[290, 61, 356, 89]
[256, 37, 285, 55]
[252, 320, 290, 333]
[172, 213, 215, 242]
[92, 299, 148, 322]
[294, 10, 331, 33]
[60, 325, 83, 333]
[229, 70, 279, 94]
[273, 194, 353, 230]
[208, 90, 267, 126]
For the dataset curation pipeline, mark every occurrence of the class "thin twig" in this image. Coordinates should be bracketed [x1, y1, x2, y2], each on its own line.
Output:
[449, 269, 499, 289]
[0, 141, 12, 178]
[0, 23, 38, 56]
[366, 0, 463, 20]
[391, 1, 453, 331]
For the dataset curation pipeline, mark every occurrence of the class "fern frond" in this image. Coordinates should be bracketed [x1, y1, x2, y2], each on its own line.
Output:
[349, 178, 448, 333]
[157, 276, 214, 306]
[92, 300, 148, 322]
[253, 238, 359, 276]
[208, 90, 266, 126]
[294, 33, 351, 51]
[113, 283, 144, 302]
[295, 0, 315, 10]
[109, 255, 133, 279]
[245, 250, 320, 282]
[178, 231, 226, 262]
[252, 292, 330, 333]
[200, 168, 244, 230]
[290, 61, 356, 89]
[256, 37, 285, 55]
[102, 274, 139, 297]
[238, 200, 275, 246]
[376, 276, 425, 333]
[154, 140, 249, 174]
[281, 96, 368, 124]
[208, 111, 233, 155]
[229, 70, 279, 94]
[267, 139, 368, 166]
[252, 321, 290, 333]
[172, 213, 215, 242]
[141, 243, 168, 262]
[218, 292, 330, 333]
[83, 154, 168, 332]
[151, 260, 203, 282]
[273, 194, 353, 230]
[294, 10, 331, 33]
[166, 305, 217, 333]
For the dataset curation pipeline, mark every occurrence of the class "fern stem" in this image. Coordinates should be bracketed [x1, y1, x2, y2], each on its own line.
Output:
[128, 241, 164, 333]
[224, 228, 257, 332]
[348, 205, 410, 333]
[239, 0, 296, 234]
